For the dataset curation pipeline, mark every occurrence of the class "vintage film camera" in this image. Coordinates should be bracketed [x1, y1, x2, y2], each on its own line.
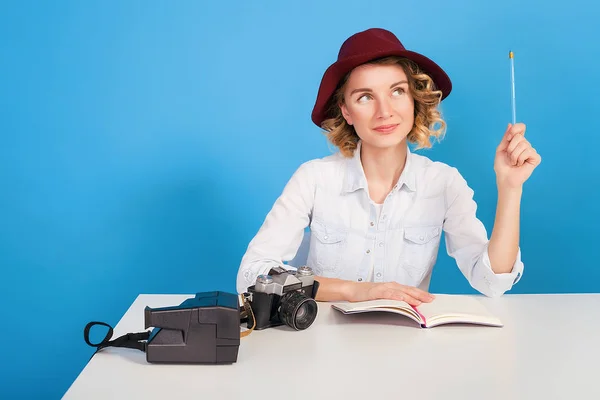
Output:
[242, 265, 320, 331]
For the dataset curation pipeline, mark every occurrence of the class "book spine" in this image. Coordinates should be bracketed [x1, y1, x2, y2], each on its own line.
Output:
[410, 305, 427, 327]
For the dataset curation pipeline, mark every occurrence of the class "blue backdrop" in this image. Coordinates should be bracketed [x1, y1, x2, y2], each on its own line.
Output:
[1, 0, 598, 398]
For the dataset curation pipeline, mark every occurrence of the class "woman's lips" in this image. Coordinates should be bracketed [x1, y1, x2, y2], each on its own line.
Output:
[373, 124, 399, 133]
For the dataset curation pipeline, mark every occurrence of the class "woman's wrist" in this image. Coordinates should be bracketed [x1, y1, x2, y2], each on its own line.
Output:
[314, 276, 361, 302]
[343, 281, 375, 302]
[343, 281, 358, 301]
[313, 276, 375, 302]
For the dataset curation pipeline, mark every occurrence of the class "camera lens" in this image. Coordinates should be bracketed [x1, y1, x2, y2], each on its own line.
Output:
[279, 291, 318, 330]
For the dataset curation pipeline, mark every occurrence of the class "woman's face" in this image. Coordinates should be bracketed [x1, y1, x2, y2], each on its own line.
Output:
[340, 63, 414, 152]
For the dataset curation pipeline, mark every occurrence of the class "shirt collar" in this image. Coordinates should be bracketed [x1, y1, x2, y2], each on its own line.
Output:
[342, 140, 416, 194]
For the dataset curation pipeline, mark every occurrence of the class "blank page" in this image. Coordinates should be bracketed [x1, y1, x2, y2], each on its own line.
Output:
[416, 294, 500, 321]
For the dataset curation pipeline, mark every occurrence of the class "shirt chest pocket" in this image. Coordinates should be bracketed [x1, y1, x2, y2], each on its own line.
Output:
[402, 225, 442, 282]
[308, 219, 348, 275]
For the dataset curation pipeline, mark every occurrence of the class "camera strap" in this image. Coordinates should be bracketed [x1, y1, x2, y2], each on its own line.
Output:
[239, 293, 256, 338]
[84, 321, 150, 356]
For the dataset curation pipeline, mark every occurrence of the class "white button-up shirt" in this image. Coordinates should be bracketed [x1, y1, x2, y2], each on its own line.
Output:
[237, 141, 523, 297]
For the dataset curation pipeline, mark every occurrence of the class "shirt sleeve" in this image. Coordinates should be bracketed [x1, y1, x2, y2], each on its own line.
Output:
[236, 161, 315, 293]
[442, 167, 524, 297]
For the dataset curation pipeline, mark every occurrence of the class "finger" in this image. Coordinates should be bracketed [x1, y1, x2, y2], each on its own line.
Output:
[515, 147, 536, 167]
[509, 141, 531, 166]
[508, 122, 526, 139]
[519, 147, 542, 167]
[496, 123, 513, 153]
[382, 289, 422, 306]
[507, 133, 527, 155]
[530, 150, 542, 166]
[405, 286, 435, 302]
[391, 282, 435, 301]
[398, 293, 422, 306]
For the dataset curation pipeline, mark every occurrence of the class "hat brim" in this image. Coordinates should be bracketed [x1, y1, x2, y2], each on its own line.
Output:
[311, 49, 452, 128]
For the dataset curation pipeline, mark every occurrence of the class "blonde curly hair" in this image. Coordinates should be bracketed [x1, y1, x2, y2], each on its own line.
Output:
[320, 56, 447, 157]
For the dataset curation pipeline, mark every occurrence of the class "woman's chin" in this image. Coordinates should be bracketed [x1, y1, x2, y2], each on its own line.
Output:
[362, 133, 407, 149]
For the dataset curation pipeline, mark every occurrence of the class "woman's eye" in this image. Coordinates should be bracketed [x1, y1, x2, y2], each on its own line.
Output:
[393, 88, 405, 96]
[357, 94, 371, 103]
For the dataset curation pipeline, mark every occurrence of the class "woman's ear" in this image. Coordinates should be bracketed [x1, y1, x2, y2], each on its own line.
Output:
[339, 102, 353, 126]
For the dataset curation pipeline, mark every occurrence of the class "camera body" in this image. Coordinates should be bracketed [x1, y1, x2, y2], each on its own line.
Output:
[243, 265, 320, 331]
[144, 291, 241, 364]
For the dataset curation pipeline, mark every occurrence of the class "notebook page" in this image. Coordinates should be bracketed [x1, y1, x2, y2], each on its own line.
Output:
[330, 298, 412, 312]
[415, 294, 499, 322]
[330, 299, 421, 322]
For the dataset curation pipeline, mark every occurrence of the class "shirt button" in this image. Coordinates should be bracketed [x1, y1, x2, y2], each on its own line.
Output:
[358, 278, 363, 282]
[370, 221, 374, 226]
[381, 215, 386, 220]
[376, 273, 382, 278]
[324, 235, 328, 240]
[366, 249, 371, 254]
[419, 236, 424, 241]
[379, 242, 384, 247]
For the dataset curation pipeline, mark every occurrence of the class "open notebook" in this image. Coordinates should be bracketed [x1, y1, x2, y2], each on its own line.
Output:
[330, 294, 503, 328]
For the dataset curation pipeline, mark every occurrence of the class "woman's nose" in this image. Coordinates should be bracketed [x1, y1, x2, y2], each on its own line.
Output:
[376, 98, 393, 119]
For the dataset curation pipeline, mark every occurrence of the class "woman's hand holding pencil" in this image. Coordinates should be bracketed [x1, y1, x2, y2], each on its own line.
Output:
[493, 51, 541, 190]
[494, 122, 541, 189]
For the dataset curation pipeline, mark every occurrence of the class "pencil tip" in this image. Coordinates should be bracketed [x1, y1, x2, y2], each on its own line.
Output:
[509, 51, 514, 58]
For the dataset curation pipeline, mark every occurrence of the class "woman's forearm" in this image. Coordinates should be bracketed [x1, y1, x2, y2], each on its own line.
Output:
[487, 184, 522, 274]
[314, 276, 356, 301]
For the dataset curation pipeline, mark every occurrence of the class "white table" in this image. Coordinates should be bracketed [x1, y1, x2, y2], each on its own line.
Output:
[64, 293, 600, 399]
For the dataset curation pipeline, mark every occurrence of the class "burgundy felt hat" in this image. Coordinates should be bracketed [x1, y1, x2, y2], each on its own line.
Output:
[311, 28, 452, 128]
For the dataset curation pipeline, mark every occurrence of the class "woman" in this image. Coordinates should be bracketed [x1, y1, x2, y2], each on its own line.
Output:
[236, 28, 541, 306]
